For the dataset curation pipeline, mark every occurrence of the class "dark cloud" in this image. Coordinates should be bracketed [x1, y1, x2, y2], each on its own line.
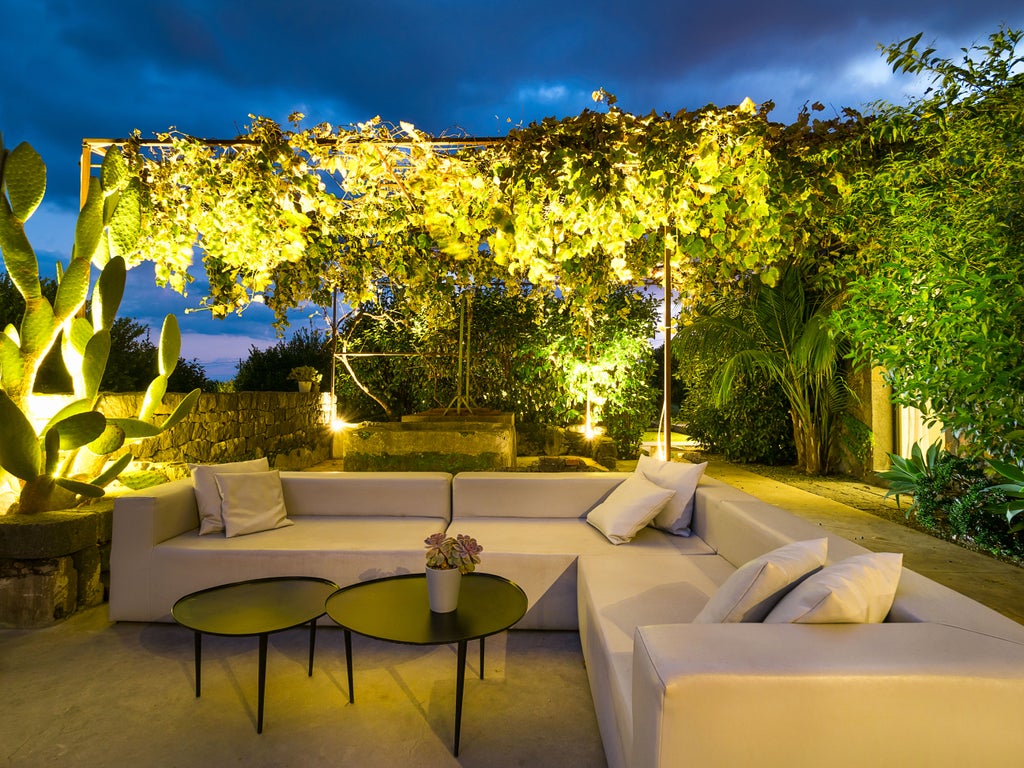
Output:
[3, 0, 1023, 373]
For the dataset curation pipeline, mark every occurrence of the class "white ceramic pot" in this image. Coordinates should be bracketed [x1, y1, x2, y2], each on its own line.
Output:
[297, 380, 312, 393]
[425, 565, 462, 613]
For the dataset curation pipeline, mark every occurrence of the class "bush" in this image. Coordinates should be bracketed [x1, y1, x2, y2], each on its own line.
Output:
[679, 362, 796, 465]
[881, 443, 1024, 561]
[913, 453, 1022, 559]
[234, 327, 331, 392]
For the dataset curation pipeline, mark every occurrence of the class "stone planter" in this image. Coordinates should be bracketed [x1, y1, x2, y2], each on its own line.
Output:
[0, 504, 112, 628]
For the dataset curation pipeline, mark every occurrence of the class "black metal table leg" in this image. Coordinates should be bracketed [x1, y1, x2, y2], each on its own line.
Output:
[194, 631, 202, 697]
[257, 633, 268, 734]
[454, 639, 468, 756]
[308, 620, 317, 676]
[479, 637, 485, 679]
[344, 629, 354, 703]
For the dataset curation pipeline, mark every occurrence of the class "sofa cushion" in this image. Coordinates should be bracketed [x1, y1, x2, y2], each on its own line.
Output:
[452, 471, 628, 519]
[282, 471, 453, 520]
[191, 457, 270, 535]
[450, 518, 714, 629]
[694, 538, 828, 623]
[635, 455, 707, 536]
[146, 516, 448, 621]
[215, 470, 294, 538]
[586, 474, 676, 544]
[765, 552, 903, 624]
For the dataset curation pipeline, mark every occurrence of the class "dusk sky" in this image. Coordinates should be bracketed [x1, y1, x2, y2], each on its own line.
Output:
[2, 1, 1022, 379]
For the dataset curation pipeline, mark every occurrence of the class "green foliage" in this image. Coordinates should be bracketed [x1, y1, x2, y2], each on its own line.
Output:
[986, 459, 1024, 532]
[0, 272, 72, 392]
[674, 263, 850, 474]
[879, 442, 1023, 560]
[679, 361, 796, 465]
[287, 366, 322, 384]
[233, 327, 330, 392]
[322, 281, 658, 452]
[876, 439, 944, 514]
[99, 315, 213, 393]
[0, 136, 199, 513]
[836, 28, 1024, 460]
[123, 99, 791, 330]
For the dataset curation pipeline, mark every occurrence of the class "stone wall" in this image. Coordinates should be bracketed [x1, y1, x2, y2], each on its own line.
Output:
[97, 390, 332, 471]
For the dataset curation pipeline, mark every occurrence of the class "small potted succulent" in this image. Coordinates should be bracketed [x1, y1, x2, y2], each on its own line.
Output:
[287, 365, 322, 393]
[424, 533, 483, 612]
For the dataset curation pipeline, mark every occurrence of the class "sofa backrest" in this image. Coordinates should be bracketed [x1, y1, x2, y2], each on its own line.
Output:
[281, 471, 452, 523]
[692, 476, 867, 568]
[452, 471, 629, 519]
[692, 475, 1024, 639]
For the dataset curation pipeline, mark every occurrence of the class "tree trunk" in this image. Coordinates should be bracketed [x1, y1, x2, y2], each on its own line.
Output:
[790, 410, 824, 475]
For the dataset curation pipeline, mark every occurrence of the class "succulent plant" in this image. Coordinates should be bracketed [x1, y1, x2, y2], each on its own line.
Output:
[0, 133, 199, 514]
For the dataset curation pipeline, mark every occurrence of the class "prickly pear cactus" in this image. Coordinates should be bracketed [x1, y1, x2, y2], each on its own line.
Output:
[0, 134, 199, 514]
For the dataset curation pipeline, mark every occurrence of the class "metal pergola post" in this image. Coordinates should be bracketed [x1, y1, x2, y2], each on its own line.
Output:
[663, 245, 673, 461]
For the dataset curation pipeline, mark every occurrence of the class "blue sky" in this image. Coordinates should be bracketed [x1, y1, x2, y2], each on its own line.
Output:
[2, 0, 1022, 379]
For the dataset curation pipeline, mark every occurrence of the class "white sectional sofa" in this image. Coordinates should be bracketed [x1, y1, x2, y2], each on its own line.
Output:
[110, 471, 453, 622]
[110, 467, 1024, 767]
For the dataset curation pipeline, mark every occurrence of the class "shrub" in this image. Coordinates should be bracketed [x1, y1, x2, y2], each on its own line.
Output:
[679, 361, 796, 465]
[234, 327, 330, 392]
[881, 444, 1024, 561]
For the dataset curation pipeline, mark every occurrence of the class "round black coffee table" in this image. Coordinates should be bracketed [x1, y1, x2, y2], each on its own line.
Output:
[325, 572, 528, 756]
[172, 576, 339, 733]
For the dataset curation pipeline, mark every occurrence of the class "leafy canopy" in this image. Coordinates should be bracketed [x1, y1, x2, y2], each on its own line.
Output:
[122, 97, 805, 328]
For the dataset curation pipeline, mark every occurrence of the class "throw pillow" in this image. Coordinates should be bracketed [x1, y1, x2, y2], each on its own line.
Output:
[693, 538, 828, 623]
[190, 457, 271, 535]
[586, 473, 676, 545]
[635, 454, 708, 536]
[214, 470, 294, 538]
[763, 552, 904, 624]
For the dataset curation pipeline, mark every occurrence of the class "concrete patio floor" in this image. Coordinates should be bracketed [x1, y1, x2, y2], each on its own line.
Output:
[1, 614, 604, 768]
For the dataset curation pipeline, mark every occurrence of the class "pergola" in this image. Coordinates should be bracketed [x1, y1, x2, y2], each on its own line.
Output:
[80, 135, 678, 460]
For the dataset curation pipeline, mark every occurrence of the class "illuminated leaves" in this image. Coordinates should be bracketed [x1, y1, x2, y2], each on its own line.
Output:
[121, 99, 847, 328]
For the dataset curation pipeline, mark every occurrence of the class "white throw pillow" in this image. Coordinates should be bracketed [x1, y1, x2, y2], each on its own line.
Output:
[586, 473, 676, 545]
[635, 455, 707, 536]
[693, 538, 828, 623]
[764, 552, 903, 624]
[190, 457, 271, 535]
[214, 470, 294, 538]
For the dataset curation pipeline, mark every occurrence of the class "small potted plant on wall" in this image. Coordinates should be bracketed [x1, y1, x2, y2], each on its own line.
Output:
[287, 366, 322, 393]
[424, 533, 483, 612]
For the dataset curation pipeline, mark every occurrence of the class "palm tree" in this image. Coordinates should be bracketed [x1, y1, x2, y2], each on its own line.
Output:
[674, 264, 850, 474]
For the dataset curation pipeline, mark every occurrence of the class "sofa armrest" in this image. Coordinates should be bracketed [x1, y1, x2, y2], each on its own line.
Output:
[632, 622, 1024, 768]
[109, 478, 197, 621]
[113, 478, 198, 546]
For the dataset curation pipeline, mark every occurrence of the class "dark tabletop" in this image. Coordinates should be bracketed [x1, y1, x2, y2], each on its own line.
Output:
[325, 572, 528, 645]
[172, 576, 339, 636]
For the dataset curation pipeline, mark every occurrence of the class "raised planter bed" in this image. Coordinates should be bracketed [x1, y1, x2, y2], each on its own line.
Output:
[0, 503, 113, 628]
